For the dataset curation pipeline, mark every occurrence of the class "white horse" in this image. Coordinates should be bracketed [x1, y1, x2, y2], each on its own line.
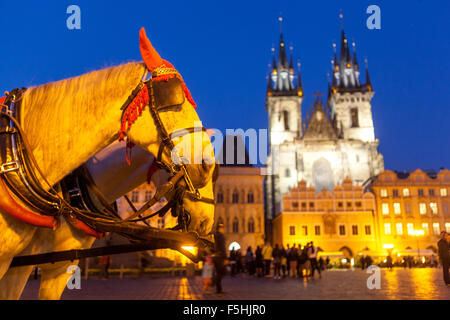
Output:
[0, 29, 215, 298]
[0, 142, 215, 300]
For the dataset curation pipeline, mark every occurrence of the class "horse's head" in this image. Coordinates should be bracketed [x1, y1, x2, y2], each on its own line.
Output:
[122, 28, 216, 236]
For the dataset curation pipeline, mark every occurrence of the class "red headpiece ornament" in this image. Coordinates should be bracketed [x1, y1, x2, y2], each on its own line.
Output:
[119, 28, 197, 165]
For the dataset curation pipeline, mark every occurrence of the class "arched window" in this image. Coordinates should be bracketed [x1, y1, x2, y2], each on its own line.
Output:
[350, 108, 359, 128]
[247, 191, 254, 203]
[217, 191, 224, 203]
[247, 217, 255, 233]
[285, 168, 291, 178]
[131, 191, 139, 203]
[232, 190, 239, 203]
[283, 110, 290, 130]
[232, 218, 239, 233]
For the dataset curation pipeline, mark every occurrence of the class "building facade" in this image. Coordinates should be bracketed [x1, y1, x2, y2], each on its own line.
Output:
[272, 178, 378, 258]
[371, 169, 450, 254]
[265, 25, 384, 221]
[214, 135, 266, 252]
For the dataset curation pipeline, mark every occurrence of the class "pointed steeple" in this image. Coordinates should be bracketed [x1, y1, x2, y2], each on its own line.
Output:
[331, 11, 364, 91]
[269, 17, 298, 96]
[277, 32, 289, 69]
[352, 41, 359, 71]
[297, 60, 303, 96]
[340, 30, 352, 68]
[365, 58, 373, 91]
[266, 73, 272, 94]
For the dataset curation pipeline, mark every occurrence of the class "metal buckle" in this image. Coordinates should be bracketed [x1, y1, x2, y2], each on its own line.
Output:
[0, 161, 20, 174]
[68, 188, 82, 198]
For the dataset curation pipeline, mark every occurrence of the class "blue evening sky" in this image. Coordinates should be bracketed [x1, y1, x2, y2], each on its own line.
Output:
[0, 0, 448, 171]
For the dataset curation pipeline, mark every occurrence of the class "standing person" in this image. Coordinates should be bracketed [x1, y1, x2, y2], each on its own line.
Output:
[236, 249, 243, 274]
[288, 244, 298, 278]
[298, 244, 308, 279]
[308, 241, 321, 279]
[430, 254, 436, 268]
[319, 256, 325, 271]
[438, 231, 450, 286]
[366, 255, 373, 268]
[99, 255, 111, 279]
[213, 223, 227, 295]
[280, 245, 288, 278]
[202, 256, 214, 292]
[255, 245, 263, 277]
[360, 255, 366, 270]
[229, 249, 237, 276]
[302, 243, 312, 278]
[386, 255, 393, 270]
[325, 256, 330, 270]
[245, 246, 255, 276]
[261, 241, 273, 277]
[285, 244, 291, 276]
[272, 244, 282, 279]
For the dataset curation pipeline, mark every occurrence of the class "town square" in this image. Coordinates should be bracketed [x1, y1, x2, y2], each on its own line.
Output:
[0, 0, 448, 310]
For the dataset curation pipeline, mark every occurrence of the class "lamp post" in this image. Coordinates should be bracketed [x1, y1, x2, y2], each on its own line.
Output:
[409, 230, 424, 265]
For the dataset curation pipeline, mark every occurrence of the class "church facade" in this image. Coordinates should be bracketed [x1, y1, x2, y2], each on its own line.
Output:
[265, 26, 384, 222]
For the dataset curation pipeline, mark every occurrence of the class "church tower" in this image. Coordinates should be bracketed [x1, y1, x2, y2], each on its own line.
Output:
[328, 27, 376, 143]
[265, 20, 303, 224]
[266, 30, 303, 146]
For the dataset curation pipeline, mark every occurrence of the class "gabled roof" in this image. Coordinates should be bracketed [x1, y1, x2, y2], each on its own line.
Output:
[303, 97, 338, 141]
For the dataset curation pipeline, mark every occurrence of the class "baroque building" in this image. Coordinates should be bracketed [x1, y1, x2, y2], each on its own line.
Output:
[272, 178, 378, 259]
[214, 135, 266, 252]
[371, 169, 450, 254]
[265, 24, 384, 223]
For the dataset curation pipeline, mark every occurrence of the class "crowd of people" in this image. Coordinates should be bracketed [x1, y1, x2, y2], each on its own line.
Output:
[202, 229, 450, 294]
[202, 224, 331, 295]
[227, 241, 328, 280]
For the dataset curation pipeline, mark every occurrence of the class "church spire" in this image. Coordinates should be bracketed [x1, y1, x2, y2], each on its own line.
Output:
[269, 17, 298, 95]
[277, 20, 289, 69]
[365, 58, 373, 92]
[352, 41, 359, 71]
[331, 11, 364, 91]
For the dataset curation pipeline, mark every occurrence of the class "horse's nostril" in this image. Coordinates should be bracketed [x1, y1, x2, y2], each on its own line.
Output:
[202, 159, 214, 173]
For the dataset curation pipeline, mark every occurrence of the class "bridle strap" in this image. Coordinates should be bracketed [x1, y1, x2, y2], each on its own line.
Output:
[124, 169, 185, 221]
[146, 80, 199, 198]
[155, 126, 207, 172]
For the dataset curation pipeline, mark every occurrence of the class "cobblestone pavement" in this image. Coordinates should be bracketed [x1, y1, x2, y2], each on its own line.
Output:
[20, 268, 450, 300]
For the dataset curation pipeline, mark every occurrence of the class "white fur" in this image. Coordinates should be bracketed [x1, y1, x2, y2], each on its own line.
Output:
[0, 62, 215, 299]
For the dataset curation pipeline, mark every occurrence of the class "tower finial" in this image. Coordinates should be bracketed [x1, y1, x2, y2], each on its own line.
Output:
[364, 57, 372, 91]
[297, 59, 303, 94]
[279, 16, 283, 34]
[339, 9, 344, 30]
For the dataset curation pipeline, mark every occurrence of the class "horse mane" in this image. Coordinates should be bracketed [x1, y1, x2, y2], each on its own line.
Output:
[20, 62, 147, 185]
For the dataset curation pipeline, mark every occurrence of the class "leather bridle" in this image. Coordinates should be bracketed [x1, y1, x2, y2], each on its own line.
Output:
[116, 67, 216, 230]
[0, 66, 216, 238]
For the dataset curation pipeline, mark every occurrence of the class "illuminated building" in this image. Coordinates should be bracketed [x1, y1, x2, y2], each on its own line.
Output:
[272, 178, 378, 258]
[265, 22, 384, 225]
[371, 169, 450, 255]
[214, 135, 266, 252]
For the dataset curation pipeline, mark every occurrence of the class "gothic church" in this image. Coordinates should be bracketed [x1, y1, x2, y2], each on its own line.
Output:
[265, 24, 384, 220]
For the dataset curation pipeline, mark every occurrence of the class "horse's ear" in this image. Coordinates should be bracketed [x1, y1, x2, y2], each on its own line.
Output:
[206, 129, 216, 138]
[139, 27, 163, 71]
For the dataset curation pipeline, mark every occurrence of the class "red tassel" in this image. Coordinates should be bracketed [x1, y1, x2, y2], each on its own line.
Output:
[146, 160, 159, 184]
[126, 139, 135, 165]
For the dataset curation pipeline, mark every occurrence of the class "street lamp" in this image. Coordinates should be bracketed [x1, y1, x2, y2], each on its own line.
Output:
[409, 229, 424, 265]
